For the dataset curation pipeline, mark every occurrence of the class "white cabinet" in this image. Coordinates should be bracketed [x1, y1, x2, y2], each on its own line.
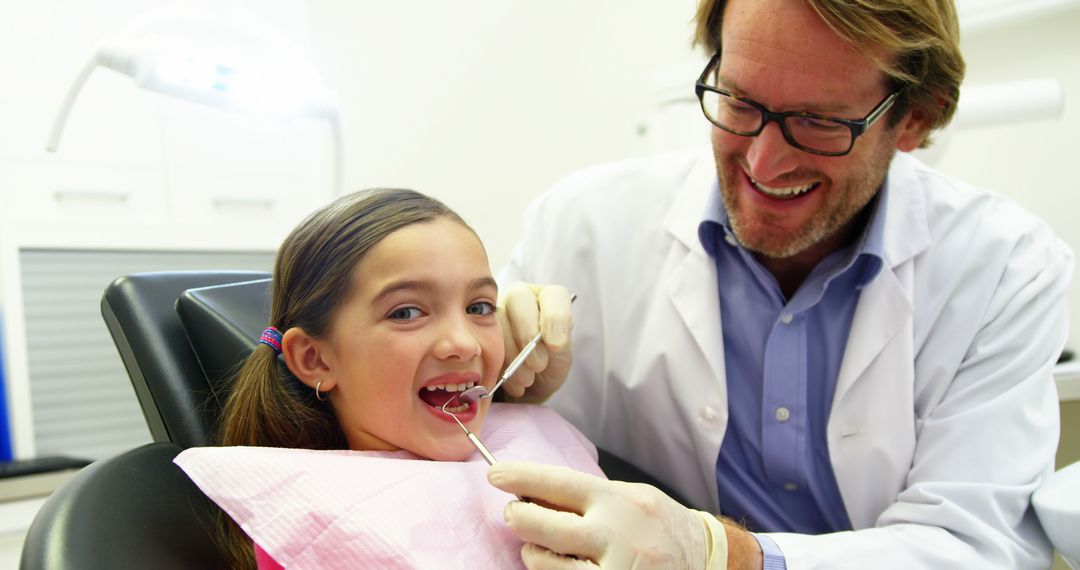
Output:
[6, 161, 168, 223]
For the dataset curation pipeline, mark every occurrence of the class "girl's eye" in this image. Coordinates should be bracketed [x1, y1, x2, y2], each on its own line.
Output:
[466, 302, 495, 316]
[388, 307, 423, 321]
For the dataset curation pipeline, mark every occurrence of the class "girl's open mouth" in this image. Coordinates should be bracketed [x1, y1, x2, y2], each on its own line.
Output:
[418, 381, 479, 418]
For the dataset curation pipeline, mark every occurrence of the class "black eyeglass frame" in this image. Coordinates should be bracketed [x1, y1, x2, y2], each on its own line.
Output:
[694, 51, 900, 157]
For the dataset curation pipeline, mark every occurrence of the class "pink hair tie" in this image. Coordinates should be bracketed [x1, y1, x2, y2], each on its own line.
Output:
[259, 327, 283, 354]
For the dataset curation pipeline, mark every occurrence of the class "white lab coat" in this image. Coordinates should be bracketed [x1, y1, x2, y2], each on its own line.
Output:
[500, 149, 1073, 569]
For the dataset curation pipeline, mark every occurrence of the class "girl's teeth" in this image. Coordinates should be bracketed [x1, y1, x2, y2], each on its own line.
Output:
[443, 403, 468, 413]
[425, 381, 477, 392]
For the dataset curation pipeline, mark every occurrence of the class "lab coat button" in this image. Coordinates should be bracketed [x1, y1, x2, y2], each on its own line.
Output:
[699, 406, 719, 424]
[775, 406, 791, 422]
[784, 483, 798, 491]
[780, 313, 794, 324]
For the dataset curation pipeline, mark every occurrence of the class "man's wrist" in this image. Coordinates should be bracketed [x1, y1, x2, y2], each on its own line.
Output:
[720, 518, 763, 570]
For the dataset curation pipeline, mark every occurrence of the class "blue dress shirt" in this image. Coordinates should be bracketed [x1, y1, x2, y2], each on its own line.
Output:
[698, 181, 888, 566]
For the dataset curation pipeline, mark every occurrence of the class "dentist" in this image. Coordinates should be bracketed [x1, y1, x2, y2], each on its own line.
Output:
[490, 0, 1073, 568]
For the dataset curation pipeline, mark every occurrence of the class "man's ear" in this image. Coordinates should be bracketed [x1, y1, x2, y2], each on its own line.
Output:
[281, 327, 336, 391]
[894, 106, 932, 153]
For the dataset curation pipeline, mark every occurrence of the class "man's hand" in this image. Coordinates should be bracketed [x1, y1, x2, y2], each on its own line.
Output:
[488, 462, 728, 569]
[496, 282, 574, 402]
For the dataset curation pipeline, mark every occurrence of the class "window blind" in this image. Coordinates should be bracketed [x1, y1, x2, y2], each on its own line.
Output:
[20, 249, 273, 461]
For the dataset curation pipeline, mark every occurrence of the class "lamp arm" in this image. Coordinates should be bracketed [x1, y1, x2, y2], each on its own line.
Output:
[46, 54, 102, 152]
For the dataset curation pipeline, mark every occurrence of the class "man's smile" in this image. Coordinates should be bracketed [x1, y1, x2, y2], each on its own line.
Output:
[750, 177, 820, 199]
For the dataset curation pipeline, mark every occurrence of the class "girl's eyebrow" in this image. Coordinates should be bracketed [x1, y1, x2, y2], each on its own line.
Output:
[371, 277, 498, 304]
[371, 280, 434, 305]
[469, 276, 499, 294]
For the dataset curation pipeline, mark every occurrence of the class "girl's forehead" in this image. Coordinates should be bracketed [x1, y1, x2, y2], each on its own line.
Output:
[350, 219, 493, 298]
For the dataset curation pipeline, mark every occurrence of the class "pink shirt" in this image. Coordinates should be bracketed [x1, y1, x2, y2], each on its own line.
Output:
[255, 543, 284, 569]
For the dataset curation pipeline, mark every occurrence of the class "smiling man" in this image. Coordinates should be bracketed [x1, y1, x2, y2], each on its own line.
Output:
[490, 0, 1074, 568]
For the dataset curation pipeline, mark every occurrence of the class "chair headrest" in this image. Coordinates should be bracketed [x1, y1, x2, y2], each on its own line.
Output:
[177, 278, 271, 389]
[176, 278, 313, 406]
[102, 270, 272, 448]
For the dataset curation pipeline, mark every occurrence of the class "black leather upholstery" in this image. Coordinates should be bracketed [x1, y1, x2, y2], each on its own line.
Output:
[19, 442, 225, 570]
[177, 278, 315, 404]
[100, 271, 270, 448]
[176, 278, 271, 389]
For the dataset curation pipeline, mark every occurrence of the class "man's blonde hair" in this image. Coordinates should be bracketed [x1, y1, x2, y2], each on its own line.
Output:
[694, 0, 965, 148]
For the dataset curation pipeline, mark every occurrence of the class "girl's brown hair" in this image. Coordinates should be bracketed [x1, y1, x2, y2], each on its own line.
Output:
[214, 187, 468, 568]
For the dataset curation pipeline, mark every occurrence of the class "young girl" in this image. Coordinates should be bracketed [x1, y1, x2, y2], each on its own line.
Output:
[174, 188, 602, 569]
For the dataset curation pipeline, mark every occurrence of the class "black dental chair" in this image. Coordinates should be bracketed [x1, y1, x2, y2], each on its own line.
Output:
[21, 271, 685, 569]
[20, 271, 269, 570]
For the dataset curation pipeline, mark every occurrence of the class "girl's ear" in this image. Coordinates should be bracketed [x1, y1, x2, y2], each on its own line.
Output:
[281, 327, 337, 392]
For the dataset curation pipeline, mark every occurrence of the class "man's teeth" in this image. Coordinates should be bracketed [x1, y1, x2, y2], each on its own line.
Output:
[751, 178, 816, 197]
[424, 380, 477, 392]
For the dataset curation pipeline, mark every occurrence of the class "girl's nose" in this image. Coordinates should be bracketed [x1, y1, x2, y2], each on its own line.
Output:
[433, 316, 482, 361]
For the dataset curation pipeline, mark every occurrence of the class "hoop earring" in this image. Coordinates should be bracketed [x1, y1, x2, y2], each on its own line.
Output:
[315, 380, 328, 402]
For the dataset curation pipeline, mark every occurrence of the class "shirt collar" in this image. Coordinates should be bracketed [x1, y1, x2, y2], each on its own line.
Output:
[697, 179, 727, 259]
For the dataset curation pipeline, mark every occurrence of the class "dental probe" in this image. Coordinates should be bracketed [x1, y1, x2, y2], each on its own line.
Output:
[458, 293, 578, 403]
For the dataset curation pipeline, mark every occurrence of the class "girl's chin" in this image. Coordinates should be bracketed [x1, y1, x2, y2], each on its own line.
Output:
[419, 443, 476, 462]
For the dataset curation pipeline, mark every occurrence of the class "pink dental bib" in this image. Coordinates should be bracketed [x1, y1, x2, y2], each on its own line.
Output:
[174, 404, 604, 569]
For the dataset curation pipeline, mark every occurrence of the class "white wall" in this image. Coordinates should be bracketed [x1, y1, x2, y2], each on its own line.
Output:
[306, 0, 702, 269]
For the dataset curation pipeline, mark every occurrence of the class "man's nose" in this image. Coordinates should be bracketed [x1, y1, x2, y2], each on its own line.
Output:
[745, 121, 800, 183]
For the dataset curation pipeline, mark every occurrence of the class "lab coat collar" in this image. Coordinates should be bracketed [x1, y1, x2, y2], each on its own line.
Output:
[879, 152, 932, 268]
[661, 148, 730, 460]
[831, 153, 933, 440]
[664, 148, 719, 252]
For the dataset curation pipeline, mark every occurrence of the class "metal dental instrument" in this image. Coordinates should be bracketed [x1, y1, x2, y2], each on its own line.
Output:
[441, 398, 498, 465]
[457, 293, 578, 404]
[440, 396, 528, 501]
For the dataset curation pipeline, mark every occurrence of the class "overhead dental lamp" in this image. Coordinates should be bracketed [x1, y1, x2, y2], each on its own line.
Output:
[46, 16, 344, 195]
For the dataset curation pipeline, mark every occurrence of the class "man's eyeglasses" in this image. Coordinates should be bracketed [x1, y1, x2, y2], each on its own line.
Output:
[694, 51, 900, 157]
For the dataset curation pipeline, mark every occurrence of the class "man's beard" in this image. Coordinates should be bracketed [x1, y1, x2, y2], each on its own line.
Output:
[717, 141, 895, 260]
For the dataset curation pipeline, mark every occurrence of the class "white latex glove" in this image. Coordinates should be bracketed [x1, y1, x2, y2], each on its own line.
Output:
[488, 462, 728, 569]
[496, 282, 574, 402]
